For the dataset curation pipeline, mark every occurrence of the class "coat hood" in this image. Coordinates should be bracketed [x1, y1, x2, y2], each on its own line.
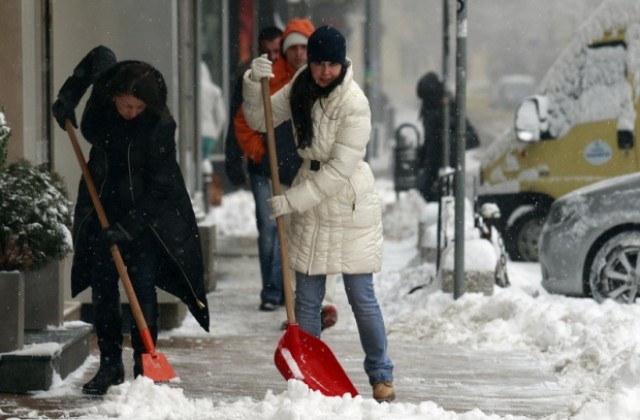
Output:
[416, 72, 444, 108]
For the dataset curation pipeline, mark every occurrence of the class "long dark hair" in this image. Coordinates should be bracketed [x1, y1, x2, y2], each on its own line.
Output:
[289, 63, 348, 149]
[106, 61, 168, 115]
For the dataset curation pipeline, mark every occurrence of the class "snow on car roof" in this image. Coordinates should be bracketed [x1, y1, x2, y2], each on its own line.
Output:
[539, 0, 640, 138]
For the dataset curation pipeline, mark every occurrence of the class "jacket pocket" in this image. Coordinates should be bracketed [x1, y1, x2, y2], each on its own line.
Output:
[345, 189, 381, 228]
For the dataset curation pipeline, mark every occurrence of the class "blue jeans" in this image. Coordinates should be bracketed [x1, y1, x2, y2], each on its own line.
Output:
[250, 173, 284, 305]
[295, 271, 394, 386]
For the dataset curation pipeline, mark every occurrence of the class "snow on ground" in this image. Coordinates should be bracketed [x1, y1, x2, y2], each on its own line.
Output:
[26, 180, 640, 419]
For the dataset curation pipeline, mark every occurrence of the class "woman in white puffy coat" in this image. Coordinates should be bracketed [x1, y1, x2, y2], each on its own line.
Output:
[243, 25, 395, 402]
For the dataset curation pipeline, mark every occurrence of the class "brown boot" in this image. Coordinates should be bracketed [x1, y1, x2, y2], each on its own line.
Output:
[372, 381, 396, 402]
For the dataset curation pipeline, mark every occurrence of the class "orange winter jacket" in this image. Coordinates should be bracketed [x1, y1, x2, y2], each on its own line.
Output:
[234, 17, 314, 163]
[234, 57, 300, 163]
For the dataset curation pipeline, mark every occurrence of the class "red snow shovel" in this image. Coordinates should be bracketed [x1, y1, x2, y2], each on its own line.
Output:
[65, 120, 176, 382]
[260, 79, 359, 397]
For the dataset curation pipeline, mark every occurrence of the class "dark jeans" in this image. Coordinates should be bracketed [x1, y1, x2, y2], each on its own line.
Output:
[89, 228, 160, 359]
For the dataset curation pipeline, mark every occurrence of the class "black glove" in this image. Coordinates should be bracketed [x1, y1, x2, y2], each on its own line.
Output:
[52, 99, 77, 131]
[99, 224, 133, 246]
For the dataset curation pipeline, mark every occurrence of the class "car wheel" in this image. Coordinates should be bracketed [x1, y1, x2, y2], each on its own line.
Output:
[589, 231, 640, 304]
[505, 212, 546, 262]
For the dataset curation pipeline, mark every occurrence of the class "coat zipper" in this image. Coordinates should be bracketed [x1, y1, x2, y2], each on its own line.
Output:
[127, 142, 135, 204]
[349, 179, 357, 221]
[306, 205, 321, 275]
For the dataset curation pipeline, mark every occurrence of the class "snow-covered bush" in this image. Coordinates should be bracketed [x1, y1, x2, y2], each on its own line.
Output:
[0, 111, 72, 271]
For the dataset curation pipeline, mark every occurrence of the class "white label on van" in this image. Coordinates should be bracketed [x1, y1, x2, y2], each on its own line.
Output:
[583, 140, 612, 166]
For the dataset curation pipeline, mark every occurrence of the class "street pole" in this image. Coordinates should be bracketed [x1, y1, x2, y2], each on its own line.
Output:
[364, 0, 380, 161]
[442, 0, 450, 172]
[363, 0, 372, 161]
[436, 0, 450, 275]
[453, 0, 467, 299]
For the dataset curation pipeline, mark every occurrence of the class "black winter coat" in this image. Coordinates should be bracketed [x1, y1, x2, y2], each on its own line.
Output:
[59, 46, 209, 332]
[417, 72, 480, 201]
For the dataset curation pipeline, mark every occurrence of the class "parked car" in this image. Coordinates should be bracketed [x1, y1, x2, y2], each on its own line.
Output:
[539, 172, 640, 303]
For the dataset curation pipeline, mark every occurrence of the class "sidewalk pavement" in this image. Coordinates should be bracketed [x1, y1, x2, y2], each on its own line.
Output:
[0, 235, 578, 418]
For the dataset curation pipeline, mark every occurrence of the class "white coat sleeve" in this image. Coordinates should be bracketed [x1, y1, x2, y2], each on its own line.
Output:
[242, 70, 292, 132]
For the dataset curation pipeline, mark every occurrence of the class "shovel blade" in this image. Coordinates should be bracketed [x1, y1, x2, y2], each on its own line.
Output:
[274, 324, 359, 397]
[141, 352, 177, 383]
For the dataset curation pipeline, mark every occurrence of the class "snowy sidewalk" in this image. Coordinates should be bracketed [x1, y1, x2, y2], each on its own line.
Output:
[0, 234, 578, 419]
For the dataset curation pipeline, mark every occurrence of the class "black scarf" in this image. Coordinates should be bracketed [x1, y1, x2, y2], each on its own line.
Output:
[290, 64, 348, 149]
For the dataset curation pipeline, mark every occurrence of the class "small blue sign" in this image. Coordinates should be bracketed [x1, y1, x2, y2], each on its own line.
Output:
[583, 140, 612, 166]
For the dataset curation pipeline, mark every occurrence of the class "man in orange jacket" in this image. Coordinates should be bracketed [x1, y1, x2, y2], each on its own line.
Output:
[234, 18, 314, 312]
[224, 26, 283, 187]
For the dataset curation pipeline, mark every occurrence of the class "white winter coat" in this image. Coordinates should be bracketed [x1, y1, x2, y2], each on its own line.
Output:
[200, 62, 227, 142]
[243, 59, 383, 275]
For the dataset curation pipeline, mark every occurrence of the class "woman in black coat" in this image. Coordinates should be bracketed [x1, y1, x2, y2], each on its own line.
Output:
[52, 45, 209, 395]
[416, 72, 480, 202]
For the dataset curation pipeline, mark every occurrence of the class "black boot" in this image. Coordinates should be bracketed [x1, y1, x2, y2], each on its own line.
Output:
[86, 292, 124, 395]
[82, 355, 125, 395]
[131, 302, 159, 378]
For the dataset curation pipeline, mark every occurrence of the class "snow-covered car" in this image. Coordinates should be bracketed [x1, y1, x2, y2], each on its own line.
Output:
[539, 172, 640, 303]
[478, 0, 640, 264]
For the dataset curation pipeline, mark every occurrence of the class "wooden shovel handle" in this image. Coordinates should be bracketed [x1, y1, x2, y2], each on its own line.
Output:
[260, 78, 296, 324]
[65, 120, 155, 353]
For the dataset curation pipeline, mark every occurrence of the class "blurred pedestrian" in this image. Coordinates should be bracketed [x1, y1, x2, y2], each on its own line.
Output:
[416, 71, 479, 202]
[243, 25, 395, 402]
[200, 61, 227, 207]
[52, 45, 209, 395]
[200, 61, 227, 164]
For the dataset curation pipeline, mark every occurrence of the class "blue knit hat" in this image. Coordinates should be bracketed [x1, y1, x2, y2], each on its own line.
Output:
[307, 25, 346, 65]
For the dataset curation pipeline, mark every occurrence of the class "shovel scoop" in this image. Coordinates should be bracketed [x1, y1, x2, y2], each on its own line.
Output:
[275, 323, 359, 397]
[139, 325, 176, 382]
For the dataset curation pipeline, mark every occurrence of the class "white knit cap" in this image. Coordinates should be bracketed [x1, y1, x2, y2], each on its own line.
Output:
[282, 32, 308, 52]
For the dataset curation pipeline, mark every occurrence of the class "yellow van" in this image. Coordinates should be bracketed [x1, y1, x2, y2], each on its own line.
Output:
[478, 0, 640, 261]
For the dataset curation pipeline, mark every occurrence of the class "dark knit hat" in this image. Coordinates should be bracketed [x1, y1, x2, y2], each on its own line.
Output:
[307, 25, 346, 65]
